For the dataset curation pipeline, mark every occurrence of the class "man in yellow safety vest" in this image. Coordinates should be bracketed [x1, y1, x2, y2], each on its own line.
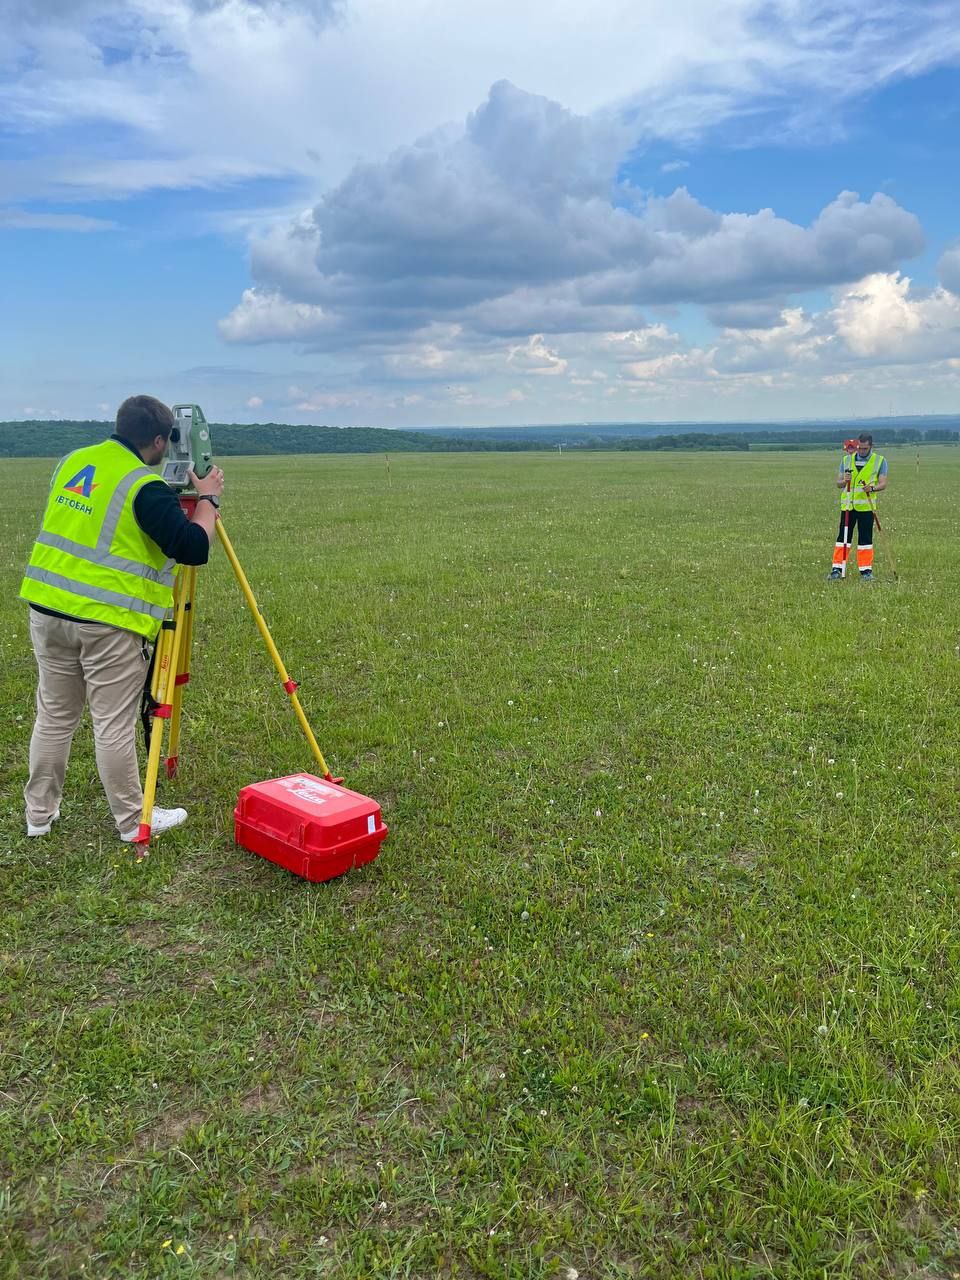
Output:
[20, 395, 225, 841]
[827, 431, 888, 581]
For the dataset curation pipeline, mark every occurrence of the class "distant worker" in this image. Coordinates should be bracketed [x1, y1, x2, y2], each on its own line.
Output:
[20, 396, 225, 841]
[828, 431, 887, 581]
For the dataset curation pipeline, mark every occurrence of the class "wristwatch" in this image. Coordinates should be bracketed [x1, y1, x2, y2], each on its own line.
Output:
[197, 494, 220, 509]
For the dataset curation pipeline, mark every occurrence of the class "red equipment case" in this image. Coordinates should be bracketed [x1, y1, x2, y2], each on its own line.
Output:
[235, 773, 387, 882]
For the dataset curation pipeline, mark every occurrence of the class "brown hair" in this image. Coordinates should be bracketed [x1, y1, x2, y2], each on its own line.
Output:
[858, 431, 874, 447]
[116, 395, 175, 449]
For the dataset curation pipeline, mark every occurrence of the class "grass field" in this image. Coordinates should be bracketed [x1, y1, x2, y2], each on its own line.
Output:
[2, 448, 960, 1280]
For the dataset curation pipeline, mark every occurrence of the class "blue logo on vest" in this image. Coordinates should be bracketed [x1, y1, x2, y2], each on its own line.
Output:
[63, 464, 99, 499]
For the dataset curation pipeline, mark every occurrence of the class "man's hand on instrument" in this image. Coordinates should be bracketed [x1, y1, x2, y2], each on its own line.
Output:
[191, 466, 225, 498]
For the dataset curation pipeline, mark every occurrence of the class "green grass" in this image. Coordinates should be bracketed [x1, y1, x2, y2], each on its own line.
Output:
[2, 448, 960, 1279]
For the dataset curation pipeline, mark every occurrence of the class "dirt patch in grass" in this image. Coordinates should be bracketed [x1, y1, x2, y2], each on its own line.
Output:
[124, 920, 207, 959]
[13, 1216, 94, 1280]
[124, 919, 166, 947]
[342, 879, 378, 905]
[240, 1082, 284, 1114]
[301, 1004, 346, 1029]
[187, 967, 218, 991]
[727, 847, 762, 871]
[135, 1108, 207, 1150]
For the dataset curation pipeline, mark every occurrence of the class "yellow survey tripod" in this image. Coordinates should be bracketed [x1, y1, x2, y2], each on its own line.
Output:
[136, 495, 333, 847]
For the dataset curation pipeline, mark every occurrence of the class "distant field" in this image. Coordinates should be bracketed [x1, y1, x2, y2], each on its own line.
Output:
[2, 449, 959, 1279]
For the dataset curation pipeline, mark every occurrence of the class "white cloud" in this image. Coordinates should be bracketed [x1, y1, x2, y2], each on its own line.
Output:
[208, 79, 946, 423]
[6, 0, 960, 424]
[218, 288, 328, 343]
[245, 394, 263, 407]
[380, 335, 481, 382]
[612, 273, 960, 394]
[601, 325, 680, 360]
[830, 271, 960, 361]
[507, 334, 568, 376]
[221, 81, 923, 352]
[623, 349, 715, 382]
[2, 0, 958, 207]
[713, 306, 827, 374]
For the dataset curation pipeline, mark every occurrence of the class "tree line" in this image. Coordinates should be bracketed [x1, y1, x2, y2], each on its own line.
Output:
[1, 419, 957, 459]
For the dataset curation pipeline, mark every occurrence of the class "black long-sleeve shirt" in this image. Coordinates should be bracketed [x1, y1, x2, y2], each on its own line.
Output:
[112, 436, 210, 566]
[30, 434, 209, 623]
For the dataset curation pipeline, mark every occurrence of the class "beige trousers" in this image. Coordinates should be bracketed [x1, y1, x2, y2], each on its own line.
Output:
[25, 609, 151, 835]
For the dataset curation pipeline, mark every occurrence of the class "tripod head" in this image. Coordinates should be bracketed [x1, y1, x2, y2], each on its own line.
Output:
[161, 404, 214, 491]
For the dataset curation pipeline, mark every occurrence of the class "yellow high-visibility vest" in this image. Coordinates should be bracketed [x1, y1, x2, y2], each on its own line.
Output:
[841, 452, 885, 512]
[20, 440, 176, 639]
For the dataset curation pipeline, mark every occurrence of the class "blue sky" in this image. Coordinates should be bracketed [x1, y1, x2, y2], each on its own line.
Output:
[2, 0, 959, 426]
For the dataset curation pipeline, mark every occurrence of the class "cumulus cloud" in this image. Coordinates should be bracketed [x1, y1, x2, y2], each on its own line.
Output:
[218, 288, 328, 344]
[711, 307, 827, 374]
[376, 329, 488, 382]
[222, 82, 924, 356]
[601, 325, 682, 360]
[507, 334, 568, 376]
[462, 286, 640, 338]
[7, 0, 960, 422]
[604, 272, 960, 398]
[622, 349, 715, 383]
[830, 271, 960, 361]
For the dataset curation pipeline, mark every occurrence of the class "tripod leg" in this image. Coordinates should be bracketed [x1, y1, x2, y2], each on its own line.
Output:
[136, 570, 190, 846]
[166, 565, 197, 779]
[214, 518, 334, 779]
[868, 501, 899, 581]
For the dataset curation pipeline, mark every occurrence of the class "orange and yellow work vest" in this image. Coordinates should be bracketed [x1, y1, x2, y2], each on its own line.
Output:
[20, 440, 176, 640]
[840, 451, 885, 513]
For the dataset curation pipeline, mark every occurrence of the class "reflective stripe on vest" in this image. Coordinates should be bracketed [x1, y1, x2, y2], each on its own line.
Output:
[841, 452, 884, 511]
[20, 440, 177, 638]
[22, 566, 169, 621]
[34, 531, 175, 586]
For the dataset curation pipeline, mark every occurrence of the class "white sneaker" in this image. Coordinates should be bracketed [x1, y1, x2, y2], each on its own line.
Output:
[120, 806, 188, 843]
[26, 809, 61, 837]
